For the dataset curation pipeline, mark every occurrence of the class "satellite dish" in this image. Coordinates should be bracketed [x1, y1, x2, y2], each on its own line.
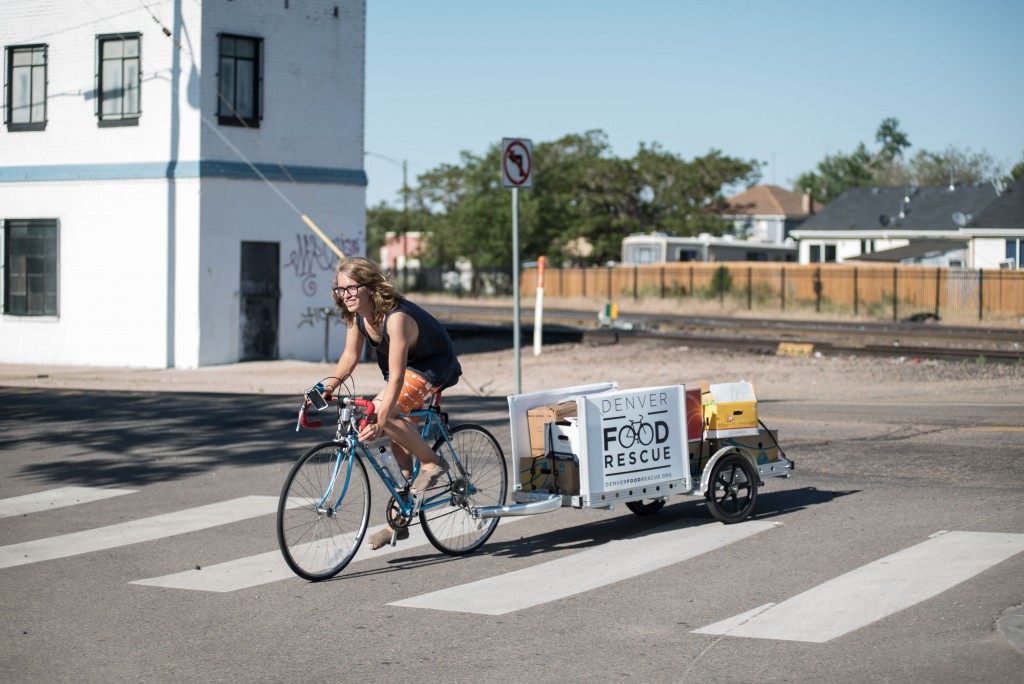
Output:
[879, 214, 891, 227]
[952, 212, 968, 227]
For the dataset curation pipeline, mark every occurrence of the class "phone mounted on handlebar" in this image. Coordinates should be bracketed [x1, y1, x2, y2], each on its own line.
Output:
[296, 387, 376, 432]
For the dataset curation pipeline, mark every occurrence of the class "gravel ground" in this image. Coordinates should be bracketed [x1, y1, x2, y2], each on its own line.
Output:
[2, 339, 1022, 406]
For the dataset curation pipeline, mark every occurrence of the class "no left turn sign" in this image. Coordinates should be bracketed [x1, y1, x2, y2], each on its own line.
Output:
[501, 138, 533, 188]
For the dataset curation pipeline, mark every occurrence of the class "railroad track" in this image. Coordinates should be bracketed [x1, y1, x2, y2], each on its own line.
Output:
[427, 303, 1024, 364]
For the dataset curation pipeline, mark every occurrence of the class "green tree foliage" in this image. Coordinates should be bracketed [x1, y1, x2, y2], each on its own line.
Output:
[796, 117, 1014, 201]
[796, 117, 911, 204]
[904, 147, 1000, 186]
[408, 129, 760, 274]
[365, 201, 403, 264]
[1005, 153, 1024, 183]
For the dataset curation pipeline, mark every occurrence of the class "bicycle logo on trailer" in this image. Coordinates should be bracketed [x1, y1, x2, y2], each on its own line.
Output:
[617, 416, 656, 448]
[597, 389, 683, 489]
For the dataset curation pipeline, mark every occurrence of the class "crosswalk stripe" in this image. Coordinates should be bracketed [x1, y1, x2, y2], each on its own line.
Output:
[693, 530, 1024, 643]
[0, 496, 279, 569]
[131, 517, 526, 592]
[131, 523, 429, 591]
[388, 519, 776, 615]
[0, 486, 136, 518]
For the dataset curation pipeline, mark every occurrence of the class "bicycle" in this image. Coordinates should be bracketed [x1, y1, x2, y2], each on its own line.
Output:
[276, 380, 508, 581]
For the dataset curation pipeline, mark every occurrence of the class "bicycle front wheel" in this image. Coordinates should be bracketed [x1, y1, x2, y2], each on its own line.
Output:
[277, 441, 371, 581]
[420, 424, 507, 556]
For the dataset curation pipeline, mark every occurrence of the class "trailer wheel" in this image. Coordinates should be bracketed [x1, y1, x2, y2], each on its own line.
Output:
[706, 452, 758, 524]
[626, 499, 666, 516]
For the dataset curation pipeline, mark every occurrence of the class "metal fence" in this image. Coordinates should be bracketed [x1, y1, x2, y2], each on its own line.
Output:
[517, 263, 1024, 325]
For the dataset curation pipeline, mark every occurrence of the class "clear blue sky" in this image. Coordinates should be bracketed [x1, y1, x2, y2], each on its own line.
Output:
[364, 0, 1024, 207]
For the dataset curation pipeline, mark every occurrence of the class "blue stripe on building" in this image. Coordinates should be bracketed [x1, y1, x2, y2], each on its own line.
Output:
[0, 162, 367, 186]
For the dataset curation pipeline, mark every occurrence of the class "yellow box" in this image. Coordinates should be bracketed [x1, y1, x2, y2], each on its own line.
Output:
[518, 456, 580, 495]
[701, 380, 758, 438]
[527, 401, 578, 456]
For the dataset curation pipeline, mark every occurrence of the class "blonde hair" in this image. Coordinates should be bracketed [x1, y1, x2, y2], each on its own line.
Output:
[333, 257, 403, 327]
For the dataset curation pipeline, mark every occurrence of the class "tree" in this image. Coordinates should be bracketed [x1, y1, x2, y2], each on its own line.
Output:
[904, 146, 1000, 186]
[410, 129, 761, 276]
[1010, 153, 1024, 183]
[796, 117, 911, 204]
[365, 201, 403, 264]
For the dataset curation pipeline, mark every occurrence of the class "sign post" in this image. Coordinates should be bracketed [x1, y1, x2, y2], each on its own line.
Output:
[533, 256, 545, 356]
[501, 138, 533, 394]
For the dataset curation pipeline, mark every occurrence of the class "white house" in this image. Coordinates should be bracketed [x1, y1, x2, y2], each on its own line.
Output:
[720, 184, 821, 243]
[1, 0, 366, 368]
[790, 181, 1024, 268]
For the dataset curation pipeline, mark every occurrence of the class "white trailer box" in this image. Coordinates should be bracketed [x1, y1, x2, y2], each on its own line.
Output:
[508, 383, 692, 509]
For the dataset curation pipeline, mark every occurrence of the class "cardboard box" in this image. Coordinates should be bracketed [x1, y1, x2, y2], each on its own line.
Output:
[553, 459, 580, 494]
[544, 417, 581, 461]
[527, 401, 577, 456]
[710, 429, 780, 465]
[519, 456, 555, 492]
[518, 456, 581, 495]
[701, 380, 759, 438]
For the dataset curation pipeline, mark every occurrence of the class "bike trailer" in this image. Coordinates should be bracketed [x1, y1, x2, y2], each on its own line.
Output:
[471, 381, 793, 523]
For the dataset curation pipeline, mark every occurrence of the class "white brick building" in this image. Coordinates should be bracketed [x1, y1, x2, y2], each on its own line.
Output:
[1, 0, 366, 367]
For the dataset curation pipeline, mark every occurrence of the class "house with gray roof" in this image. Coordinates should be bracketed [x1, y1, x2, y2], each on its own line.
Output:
[790, 180, 1023, 269]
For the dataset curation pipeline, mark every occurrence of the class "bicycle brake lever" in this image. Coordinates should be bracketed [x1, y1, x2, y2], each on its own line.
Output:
[296, 402, 325, 431]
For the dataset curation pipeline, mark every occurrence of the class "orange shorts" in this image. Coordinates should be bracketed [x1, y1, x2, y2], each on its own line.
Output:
[396, 369, 436, 416]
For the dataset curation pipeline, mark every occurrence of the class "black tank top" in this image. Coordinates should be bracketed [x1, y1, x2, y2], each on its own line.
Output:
[356, 299, 462, 389]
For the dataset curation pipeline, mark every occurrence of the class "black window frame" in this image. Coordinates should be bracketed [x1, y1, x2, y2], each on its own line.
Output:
[217, 33, 263, 127]
[96, 33, 142, 127]
[3, 219, 60, 317]
[5, 44, 48, 132]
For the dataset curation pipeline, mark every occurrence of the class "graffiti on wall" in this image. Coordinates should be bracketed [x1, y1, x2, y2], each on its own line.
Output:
[284, 233, 361, 296]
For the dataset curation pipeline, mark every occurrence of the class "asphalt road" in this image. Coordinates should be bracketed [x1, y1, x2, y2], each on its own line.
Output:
[2, 387, 1022, 683]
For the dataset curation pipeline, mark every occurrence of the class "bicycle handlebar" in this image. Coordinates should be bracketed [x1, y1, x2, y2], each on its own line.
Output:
[296, 394, 376, 431]
[351, 397, 376, 430]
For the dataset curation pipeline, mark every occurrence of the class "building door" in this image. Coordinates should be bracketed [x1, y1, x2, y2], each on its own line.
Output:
[239, 241, 280, 361]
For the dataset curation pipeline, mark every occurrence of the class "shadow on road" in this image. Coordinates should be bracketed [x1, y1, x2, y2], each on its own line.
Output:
[325, 486, 860, 579]
[0, 388, 510, 487]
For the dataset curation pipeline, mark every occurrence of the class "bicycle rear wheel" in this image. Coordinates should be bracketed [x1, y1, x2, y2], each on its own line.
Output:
[421, 424, 507, 556]
[277, 441, 371, 581]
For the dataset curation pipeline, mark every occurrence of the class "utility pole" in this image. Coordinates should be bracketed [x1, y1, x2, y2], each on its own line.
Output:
[402, 159, 409, 290]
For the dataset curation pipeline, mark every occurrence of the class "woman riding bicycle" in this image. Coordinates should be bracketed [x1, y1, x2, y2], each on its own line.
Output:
[321, 257, 462, 550]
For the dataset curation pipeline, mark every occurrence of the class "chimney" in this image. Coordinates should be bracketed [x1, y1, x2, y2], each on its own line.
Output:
[802, 192, 812, 215]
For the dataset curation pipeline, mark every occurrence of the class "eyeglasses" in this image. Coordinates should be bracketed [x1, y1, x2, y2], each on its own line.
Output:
[332, 283, 366, 298]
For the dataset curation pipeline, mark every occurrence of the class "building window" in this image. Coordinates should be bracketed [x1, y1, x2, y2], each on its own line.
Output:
[97, 34, 141, 126]
[5, 45, 47, 131]
[808, 243, 837, 263]
[1006, 239, 1021, 269]
[3, 219, 59, 316]
[218, 34, 262, 127]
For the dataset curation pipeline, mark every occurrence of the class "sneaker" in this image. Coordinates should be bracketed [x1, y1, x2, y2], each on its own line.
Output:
[410, 459, 449, 494]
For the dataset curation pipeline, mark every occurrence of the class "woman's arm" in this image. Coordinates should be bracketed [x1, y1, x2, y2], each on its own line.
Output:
[324, 322, 364, 396]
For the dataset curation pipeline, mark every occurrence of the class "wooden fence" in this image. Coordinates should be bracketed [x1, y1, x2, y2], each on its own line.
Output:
[518, 263, 1024, 325]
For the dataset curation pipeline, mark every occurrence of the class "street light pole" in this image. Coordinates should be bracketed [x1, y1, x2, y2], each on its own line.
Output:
[402, 159, 409, 290]
[365, 151, 412, 281]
